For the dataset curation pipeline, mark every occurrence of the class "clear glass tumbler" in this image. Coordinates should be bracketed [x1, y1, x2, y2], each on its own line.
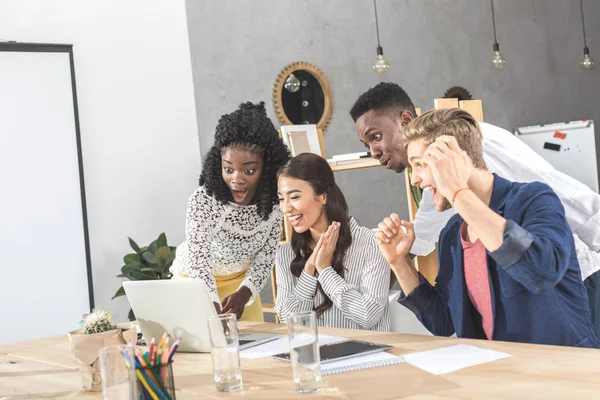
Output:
[287, 311, 322, 393]
[98, 344, 137, 400]
[208, 314, 243, 392]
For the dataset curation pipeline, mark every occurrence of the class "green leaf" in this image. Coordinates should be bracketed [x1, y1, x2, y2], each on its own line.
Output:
[142, 251, 158, 265]
[112, 285, 126, 300]
[121, 263, 145, 273]
[148, 239, 159, 254]
[128, 237, 141, 253]
[124, 253, 141, 265]
[140, 266, 163, 273]
[121, 264, 156, 280]
[156, 233, 168, 249]
[164, 247, 177, 268]
[154, 246, 171, 264]
[129, 271, 157, 280]
[128, 308, 136, 321]
[116, 274, 126, 278]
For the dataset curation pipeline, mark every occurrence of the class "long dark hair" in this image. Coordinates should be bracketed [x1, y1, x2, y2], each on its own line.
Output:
[278, 153, 352, 316]
[199, 102, 290, 220]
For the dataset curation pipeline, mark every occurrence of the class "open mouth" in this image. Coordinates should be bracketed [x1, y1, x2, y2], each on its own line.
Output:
[287, 214, 303, 227]
[423, 185, 438, 199]
[380, 158, 392, 169]
[231, 189, 249, 203]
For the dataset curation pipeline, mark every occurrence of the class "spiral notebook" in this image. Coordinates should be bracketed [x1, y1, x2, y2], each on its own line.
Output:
[320, 351, 404, 376]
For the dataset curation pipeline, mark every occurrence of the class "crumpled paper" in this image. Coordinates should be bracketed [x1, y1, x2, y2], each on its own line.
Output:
[67, 328, 137, 392]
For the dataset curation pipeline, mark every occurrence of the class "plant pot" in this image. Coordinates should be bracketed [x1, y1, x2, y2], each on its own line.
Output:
[67, 327, 137, 392]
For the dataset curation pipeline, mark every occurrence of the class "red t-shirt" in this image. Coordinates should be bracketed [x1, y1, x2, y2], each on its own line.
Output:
[460, 222, 494, 339]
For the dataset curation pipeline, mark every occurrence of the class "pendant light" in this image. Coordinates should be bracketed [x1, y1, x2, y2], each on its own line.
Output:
[579, 0, 595, 69]
[372, 0, 390, 75]
[490, 0, 506, 69]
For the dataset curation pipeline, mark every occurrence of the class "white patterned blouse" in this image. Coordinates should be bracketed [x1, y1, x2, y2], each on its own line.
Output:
[175, 186, 282, 304]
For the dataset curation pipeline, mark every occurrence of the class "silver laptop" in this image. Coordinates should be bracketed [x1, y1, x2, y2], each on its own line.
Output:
[123, 279, 278, 352]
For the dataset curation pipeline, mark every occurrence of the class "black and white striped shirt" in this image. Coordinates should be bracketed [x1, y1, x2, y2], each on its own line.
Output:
[274, 218, 391, 331]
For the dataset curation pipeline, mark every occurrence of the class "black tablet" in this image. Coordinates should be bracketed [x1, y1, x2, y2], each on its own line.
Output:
[272, 340, 392, 364]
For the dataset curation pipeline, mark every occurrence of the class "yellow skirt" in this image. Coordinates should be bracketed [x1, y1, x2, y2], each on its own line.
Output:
[215, 267, 264, 322]
[173, 268, 264, 322]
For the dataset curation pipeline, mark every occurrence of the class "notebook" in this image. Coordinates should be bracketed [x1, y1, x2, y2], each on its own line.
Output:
[320, 351, 404, 376]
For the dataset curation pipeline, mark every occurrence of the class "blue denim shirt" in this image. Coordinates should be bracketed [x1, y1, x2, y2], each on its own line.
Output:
[399, 174, 599, 348]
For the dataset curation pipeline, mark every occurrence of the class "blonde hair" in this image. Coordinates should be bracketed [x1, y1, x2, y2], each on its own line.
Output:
[402, 108, 486, 169]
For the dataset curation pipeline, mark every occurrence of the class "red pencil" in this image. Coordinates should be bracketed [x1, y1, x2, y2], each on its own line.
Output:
[148, 337, 156, 364]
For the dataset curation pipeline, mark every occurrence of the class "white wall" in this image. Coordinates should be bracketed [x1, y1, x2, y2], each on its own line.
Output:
[0, 0, 201, 323]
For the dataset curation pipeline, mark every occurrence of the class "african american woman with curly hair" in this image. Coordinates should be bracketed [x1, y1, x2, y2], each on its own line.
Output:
[171, 102, 290, 321]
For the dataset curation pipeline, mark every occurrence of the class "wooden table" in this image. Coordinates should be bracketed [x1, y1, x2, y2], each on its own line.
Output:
[1, 322, 599, 399]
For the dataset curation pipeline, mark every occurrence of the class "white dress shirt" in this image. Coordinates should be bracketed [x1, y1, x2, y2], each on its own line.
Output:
[411, 122, 600, 280]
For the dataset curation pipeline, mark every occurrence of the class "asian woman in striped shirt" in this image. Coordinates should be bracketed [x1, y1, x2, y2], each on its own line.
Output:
[274, 153, 390, 331]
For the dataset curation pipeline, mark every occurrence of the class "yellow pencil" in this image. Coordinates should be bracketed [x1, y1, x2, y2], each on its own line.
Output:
[135, 370, 159, 400]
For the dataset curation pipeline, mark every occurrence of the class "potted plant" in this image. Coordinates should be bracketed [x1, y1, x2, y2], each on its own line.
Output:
[68, 310, 137, 392]
[112, 233, 177, 320]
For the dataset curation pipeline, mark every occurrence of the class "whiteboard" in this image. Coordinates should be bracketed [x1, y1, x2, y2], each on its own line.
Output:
[515, 120, 598, 193]
[0, 44, 92, 345]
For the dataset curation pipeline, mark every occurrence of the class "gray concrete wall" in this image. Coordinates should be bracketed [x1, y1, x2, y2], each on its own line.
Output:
[186, 0, 600, 308]
[186, 0, 599, 229]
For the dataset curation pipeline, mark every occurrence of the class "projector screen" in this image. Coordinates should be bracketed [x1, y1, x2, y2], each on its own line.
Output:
[0, 43, 93, 345]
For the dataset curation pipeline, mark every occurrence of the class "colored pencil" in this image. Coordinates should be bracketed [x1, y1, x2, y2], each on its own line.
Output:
[148, 337, 155, 364]
[156, 332, 168, 355]
[167, 339, 180, 363]
[135, 369, 159, 400]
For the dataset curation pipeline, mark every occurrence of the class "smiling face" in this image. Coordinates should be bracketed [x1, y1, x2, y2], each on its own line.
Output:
[407, 138, 452, 212]
[277, 176, 328, 234]
[221, 147, 264, 206]
[356, 110, 411, 173]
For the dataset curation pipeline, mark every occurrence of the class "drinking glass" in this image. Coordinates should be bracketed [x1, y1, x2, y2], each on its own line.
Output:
[98, 344, 137, 399]
[208, 314, 243, 392]
[287, 311, 322, 393]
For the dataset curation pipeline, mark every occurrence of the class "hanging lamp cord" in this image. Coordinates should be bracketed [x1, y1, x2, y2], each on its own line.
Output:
[491, 0, 498, 44]
[580, 0, 588, 49]
[373, 0, 381, 47]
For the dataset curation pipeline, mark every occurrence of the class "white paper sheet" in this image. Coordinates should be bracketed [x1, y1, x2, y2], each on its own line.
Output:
[239, 335, 345, 360]
[404, 344, 511, 375]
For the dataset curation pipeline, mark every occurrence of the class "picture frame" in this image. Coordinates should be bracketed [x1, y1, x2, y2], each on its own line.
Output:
[280, 124, 324, 157]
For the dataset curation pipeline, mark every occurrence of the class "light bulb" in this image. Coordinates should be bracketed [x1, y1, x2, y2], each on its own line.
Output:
[284, 73, 300, 93]
[490, 43, 506, 69]
[373, 55, 390, 74]
[581, 47, 595, 70]
[373, 46, 390, 75]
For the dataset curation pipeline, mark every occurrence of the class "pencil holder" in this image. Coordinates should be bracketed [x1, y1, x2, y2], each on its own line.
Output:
[137, 361, 176, 400]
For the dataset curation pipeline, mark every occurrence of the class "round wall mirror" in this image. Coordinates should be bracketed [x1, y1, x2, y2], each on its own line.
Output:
[273, 62, 333, 131]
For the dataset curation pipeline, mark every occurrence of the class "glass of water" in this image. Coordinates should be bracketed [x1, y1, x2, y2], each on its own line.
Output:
[98, 344, 137, 400]
[287, 311, 322, 394]
[208, 314, 243, 392]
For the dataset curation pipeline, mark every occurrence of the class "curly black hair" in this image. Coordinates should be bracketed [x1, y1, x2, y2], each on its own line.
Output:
[199, 101, 290, 220]
[350, 82, 416, 122]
